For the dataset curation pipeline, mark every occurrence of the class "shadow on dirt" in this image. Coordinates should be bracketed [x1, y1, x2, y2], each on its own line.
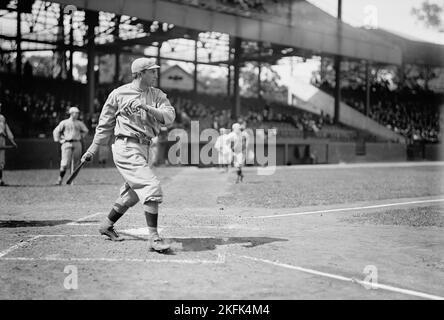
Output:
[118, 233, 288, 253]
[0, 184, 62, 187]
[170, 237, 288, 252]
[0, 220, 72, 228]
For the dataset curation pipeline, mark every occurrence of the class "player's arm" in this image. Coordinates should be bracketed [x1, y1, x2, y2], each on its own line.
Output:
[5, 122, 17, 148]
[52, 122, 63, 143]
[138, 91, 175, 125]
[82, 91, 117, 162]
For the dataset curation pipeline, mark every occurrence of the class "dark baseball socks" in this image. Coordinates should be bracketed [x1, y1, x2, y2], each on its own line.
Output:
[145, 212, 159, 239]
[102, 203, 128, 228]
[144, 201, 159, 239]
[100, 201, 160, 238]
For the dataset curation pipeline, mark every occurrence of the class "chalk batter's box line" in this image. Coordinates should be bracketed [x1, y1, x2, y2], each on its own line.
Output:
[65, 212, 107, 225]
[252, 197, 444, 219]
[235, 254, 444, 300]
[0, 234, 226, 265]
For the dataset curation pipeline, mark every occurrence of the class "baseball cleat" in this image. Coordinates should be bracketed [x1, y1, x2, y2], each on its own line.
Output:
[56, 177, 63, 185]
[99, 225, 124, 241]
[149, 237, 170, 253]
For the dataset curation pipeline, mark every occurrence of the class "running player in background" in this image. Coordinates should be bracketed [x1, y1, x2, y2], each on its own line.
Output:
[226, 123, 248, 183]
[214, 128, 231, 173]
[53, 107, 89, 185]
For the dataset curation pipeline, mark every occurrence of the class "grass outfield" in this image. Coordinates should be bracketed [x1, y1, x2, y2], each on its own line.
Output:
[0, 163, 443, 299]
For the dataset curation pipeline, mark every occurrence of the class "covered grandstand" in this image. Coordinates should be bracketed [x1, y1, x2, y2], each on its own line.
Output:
[0, 0, 443, 167]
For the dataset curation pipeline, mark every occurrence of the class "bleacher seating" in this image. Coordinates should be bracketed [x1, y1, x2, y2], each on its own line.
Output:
[1, 73, 370, 141]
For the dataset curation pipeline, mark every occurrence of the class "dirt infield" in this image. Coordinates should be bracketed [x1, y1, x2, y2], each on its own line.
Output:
[0, 163, 443, 299]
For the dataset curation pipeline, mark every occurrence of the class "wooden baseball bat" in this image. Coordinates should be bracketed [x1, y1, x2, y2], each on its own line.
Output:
[66, 161, 86, 185]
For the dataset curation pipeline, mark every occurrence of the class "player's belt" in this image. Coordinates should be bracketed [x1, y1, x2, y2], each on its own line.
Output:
[65, 139, 80, 142]
[116, 135, 152, 145]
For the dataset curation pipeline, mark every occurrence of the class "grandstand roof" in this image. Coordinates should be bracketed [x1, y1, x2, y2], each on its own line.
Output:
[49, 0, 403, 65]
[368, 28, 444, 67]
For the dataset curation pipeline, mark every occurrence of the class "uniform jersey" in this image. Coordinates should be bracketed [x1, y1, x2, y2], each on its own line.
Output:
[214, 133, 231, 154]
[53, 118, 89, 142]
[0, 114, 14, 140]
[91, 83, 175, 149]
[226, 130, 249, 154]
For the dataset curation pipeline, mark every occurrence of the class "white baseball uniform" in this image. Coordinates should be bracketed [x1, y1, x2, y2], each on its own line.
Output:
[226, 130, 249, 168]
[88, 83, 175, 207]
[53, 118, 89, 170]
[214, 133, 232, 165]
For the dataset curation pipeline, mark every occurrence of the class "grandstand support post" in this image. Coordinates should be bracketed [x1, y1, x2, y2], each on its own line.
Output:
[113, 15, 120, 85]
[284, 143, 288, 165]
[227, 65, 231, 97]
[157, 41, 162, 88]
[365, 60, 371, 116]
[334, 0, 343, 124]
[57, 6, 66, 79]
[258, 62, 262, 99]
[334, 56, 341, 123]
[86, 11, 97, 117]
[193, 37, 198, 97]
[68, 14, 74, 82]
[16, 1, 22, 79]
[232, 37, 242, 120]
[114, 51, 120, 85]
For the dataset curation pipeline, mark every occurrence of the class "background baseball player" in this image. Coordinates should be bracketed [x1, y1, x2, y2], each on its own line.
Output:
[81, 57, 175, 253]
[226, 123, 249, 183]
[214, 128, 231, 173]
[0, 102, 17, 186]
[53, 106, 89, 185]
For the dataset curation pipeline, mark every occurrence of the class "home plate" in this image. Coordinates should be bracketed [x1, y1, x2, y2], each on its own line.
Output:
[120, 227, 222, 238]
[120, 227, 164, 238]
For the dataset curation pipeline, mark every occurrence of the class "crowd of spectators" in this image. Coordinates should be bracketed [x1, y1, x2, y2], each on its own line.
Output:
[316, 81, 442, 143]
[1, 76, 355, 142]
[169, 92, 329, 138]
[0, 86, 83, 138]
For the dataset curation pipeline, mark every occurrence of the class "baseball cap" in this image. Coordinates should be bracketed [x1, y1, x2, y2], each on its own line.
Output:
[69, 107, 80, 114]
[232, 123, 241, 131]
[131, 58, 160, 73]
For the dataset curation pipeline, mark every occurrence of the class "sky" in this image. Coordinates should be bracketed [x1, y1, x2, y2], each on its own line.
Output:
[307, 0, 444, 44]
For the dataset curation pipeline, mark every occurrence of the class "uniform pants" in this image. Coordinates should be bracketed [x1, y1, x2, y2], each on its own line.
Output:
[112, 138, 163, 210]
[60, 141, 82, 172]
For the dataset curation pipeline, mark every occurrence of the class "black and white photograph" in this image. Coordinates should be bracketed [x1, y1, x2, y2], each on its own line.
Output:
[0, 0, 443, 307]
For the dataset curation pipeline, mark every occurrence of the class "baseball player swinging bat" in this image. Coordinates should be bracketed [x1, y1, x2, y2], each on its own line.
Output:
[66, 160, 86, 185]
